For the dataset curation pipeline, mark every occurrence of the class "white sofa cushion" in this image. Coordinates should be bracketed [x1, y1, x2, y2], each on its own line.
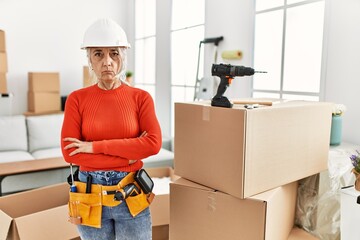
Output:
[0, 115, 28, 152]
[31, 147, 63, 159]
[27, 113, 64, 153]
[0, 151, 34, 163]
[143, 148, 174, 168]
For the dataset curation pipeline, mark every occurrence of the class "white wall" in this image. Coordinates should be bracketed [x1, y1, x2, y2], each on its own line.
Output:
[0, 0, 129, 114]
[324, 0, 360, 144]
[205, 0, 254, 99]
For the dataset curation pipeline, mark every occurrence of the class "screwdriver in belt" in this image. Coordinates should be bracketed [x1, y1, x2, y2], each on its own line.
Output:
[70, 163, 77, 192]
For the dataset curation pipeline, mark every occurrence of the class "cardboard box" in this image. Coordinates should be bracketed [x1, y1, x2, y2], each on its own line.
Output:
[287, 227, 319, 240]
[340, 186, 360, 240]
[0, 183, 78, 240]
[174, 100, 332, 199]
[0, 30, 5, 52]
[28, 72, 60, 92]
[0, 72, 7, 93]
[170, 178, 298, 240]
[28, 91, 61, 113]
[83, 66, 92, 87]
[0, 52, 7, 72]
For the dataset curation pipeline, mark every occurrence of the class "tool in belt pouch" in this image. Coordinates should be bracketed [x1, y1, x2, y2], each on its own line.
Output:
[68, 167, 155, 228]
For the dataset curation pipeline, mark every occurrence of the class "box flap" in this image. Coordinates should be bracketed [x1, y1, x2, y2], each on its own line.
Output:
[146, 167, 172, 178]
[171, 178, 214, 192]
[0, 183, 69, 218]
[15, 205, 78, 240]
[0, 209, 12, 240]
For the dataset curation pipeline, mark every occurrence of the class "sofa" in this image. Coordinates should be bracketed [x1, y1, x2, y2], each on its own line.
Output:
[0, 113, 174, 194]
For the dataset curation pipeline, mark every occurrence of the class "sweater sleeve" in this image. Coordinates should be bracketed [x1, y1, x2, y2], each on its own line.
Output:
[92, 91, 162, 160]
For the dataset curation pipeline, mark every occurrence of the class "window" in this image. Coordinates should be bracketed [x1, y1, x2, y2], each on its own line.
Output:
[134, 0, 156, 100]
[253, 0, 325, 101]
[171, 0, 205, 135]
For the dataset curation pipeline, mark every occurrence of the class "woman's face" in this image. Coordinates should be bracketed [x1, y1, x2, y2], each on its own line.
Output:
[89, 47, 122, 82]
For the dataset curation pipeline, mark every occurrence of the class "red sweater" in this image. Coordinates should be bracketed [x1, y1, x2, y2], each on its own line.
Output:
[61, 84, 162, 172]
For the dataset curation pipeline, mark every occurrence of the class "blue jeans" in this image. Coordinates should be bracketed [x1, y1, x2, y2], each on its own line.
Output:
[77, 170, 152, 240]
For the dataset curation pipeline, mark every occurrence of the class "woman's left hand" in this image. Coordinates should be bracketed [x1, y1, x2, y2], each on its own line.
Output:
[63, 137, 93, 156]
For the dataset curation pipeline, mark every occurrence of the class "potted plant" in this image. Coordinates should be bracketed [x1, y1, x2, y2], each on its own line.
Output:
[125, 71, 133, 86]
[350, 151, 360, 191]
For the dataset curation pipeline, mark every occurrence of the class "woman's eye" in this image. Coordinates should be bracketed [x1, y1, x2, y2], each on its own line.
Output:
[111, 52, 119, 57]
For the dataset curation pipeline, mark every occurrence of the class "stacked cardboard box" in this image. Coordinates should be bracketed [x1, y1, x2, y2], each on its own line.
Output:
[171, 100, 331, 240]
[0, 30, 8, 93]
[0, 29, 13, 116]
[28, 72, 61, 113]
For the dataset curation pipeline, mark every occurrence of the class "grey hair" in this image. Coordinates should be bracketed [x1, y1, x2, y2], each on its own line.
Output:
[86, 47, 127, 84]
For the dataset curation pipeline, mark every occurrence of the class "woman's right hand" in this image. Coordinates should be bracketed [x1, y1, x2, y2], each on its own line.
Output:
[129, 160, 137, 165]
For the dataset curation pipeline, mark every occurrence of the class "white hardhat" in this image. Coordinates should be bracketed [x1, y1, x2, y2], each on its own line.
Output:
[81, 18, 131, 49]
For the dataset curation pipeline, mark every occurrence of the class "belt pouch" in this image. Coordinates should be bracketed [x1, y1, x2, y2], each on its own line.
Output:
[68, 182, 102, 228]
[125, 188, 152, 217]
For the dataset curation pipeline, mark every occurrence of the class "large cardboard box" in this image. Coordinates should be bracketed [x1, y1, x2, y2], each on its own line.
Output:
[28, 91, 61, 113]
[0, 52, 8, 72]
[28, 72, 60, 92]
[0, 183, 78, 240]
[0, 30, 5, 52]
[340, 186, 360, 240]
[175, 100, 332, 199]
[170, 178, 298, 240]
[0, 72, 7, 93]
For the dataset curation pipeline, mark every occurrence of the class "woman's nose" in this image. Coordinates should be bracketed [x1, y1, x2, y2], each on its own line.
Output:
[103, 54, 112, 66]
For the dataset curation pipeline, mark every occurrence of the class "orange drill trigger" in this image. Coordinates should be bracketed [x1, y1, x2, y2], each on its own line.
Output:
[226, 76, 234, 84]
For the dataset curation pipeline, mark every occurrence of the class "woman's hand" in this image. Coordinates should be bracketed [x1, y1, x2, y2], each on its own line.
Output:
[63, 137, 93, 156]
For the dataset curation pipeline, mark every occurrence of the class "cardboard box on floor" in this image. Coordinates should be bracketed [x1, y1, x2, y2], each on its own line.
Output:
[0, 183, 78, 240]
[28, 91, 61, 113]
[28, 72, 60, 92]
[174, 100, 332, 199]
[0, 167, 175, 240]
[170, 178, 298, 240]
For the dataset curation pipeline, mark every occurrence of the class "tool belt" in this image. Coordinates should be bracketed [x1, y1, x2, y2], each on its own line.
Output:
[68, 170, 155, 228]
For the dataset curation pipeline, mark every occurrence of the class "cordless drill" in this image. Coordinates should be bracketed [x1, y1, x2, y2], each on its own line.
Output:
[211, 63, 266, 108]
[114, 183, 141, 201]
